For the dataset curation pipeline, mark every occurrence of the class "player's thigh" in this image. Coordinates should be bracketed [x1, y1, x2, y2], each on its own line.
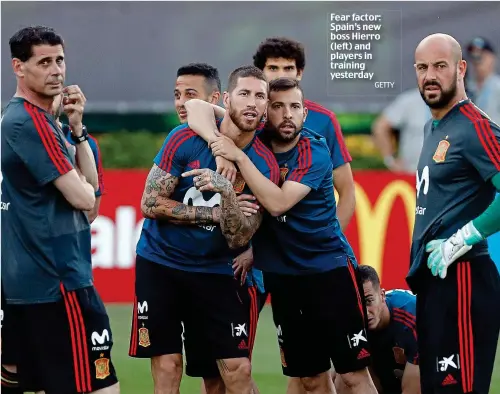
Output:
[417, 257, 500, 394]
[265, 272, 331, 378]
[321, 262, 371, 375]
[185, 272, 250, 362]
[129, 255, 183, 358]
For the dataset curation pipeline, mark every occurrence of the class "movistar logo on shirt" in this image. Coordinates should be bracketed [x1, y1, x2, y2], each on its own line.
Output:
[0, 172, 10, 211]
[183, 187, 220, 232]
[415, 165, 430, 216]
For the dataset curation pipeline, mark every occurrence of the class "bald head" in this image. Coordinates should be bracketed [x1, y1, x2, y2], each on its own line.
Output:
[414, 33, 467, 111]
[415, 33, 463, 63]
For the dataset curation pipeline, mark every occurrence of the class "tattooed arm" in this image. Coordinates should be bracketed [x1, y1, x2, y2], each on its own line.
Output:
[141, 164, 220, 224]
[183, 168, 262, 249]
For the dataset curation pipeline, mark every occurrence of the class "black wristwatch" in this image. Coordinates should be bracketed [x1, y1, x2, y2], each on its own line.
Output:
[70, 125, 89, 144]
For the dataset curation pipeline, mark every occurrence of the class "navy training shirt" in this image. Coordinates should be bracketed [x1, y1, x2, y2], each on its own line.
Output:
[1, 97, 92, 304]
[253, 128, 353, 274]
[136, 124, 280, 274]
[368, 289, 418, 394]
[408, 100, 500, 288]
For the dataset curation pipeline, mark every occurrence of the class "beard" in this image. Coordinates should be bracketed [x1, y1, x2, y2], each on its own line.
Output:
[266, 120, 303, 143]
[228, 106, 263, 132]
[419, 74, 457, 109]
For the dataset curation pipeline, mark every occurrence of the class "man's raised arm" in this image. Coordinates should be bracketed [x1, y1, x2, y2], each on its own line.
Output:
[141, 164, 219, 225]
[182, 168, 262, 249]
[184, 99, 225, 143]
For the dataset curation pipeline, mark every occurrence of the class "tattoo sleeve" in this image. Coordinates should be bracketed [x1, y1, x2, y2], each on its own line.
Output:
[141, 164, 219, 224]
[220, 187, 263, 249]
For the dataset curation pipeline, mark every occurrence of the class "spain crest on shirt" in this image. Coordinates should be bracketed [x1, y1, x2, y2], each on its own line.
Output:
[392, 346, 407, 365]
[233, 172, 246, 194]
[433, 139, 450, 163]
[279, 167, 289, 186]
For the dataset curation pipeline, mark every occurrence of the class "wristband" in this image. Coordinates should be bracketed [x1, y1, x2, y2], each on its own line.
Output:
[70, 125, 89, 144]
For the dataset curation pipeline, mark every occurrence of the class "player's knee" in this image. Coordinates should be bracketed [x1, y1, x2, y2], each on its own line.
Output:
[300, 372, 331, 392]
[218, 358, 251, 386]
[339, 368, 371, 389]
[1, 365, 22, 394]
[151, 354, 183, 382]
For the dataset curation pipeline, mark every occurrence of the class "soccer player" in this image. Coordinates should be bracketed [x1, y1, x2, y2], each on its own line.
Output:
[407, 33, 500, 394]
[128, 65, 279, 394]
[335, 265, 420, 394]
[252, 37, 355, 230]
[172, 62, 265, 394]
[174, 63, 221, 124]
[52, 92, 105, 222]
[184, 77, 377, 394]
[1, 26, 119, 394]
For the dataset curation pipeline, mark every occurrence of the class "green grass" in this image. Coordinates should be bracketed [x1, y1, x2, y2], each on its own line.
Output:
[108, 304, 500, 393]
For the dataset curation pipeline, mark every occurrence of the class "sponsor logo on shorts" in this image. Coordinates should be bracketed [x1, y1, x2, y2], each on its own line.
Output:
[95, 353, 111, 380]
[238, 340, 248, 350]
[231, 323, 247, 337]
[392, 346, 406, 364]
[91, 329, 110, 352]
[437, 354, 460, 372]
[138, 324, 151, 347]
[137, 301, 148, 314]
[348, 330, 367, 348]
[357, 348, 370, 359]
[441, 374, 457, 386]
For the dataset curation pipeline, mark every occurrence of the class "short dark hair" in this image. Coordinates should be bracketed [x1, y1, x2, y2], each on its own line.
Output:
[268, 77, 304, 103]
[9, 26, 64, 62]
[253, 37, 306, 71]
[358, 265, 381, 289]
[176, 63, 221, 93]
[227, 65, 267, 93]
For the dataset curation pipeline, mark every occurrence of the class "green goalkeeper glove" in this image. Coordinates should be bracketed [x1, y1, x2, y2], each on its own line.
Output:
[425, 221, 484, 279]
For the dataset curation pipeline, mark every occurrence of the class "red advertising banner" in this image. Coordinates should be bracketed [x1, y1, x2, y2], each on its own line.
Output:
[92, 170, 416, 302]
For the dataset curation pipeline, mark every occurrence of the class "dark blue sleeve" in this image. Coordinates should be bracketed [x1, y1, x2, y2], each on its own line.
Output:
[153, 126, 198, 177]
[460, 106, 500, 182]
[9, 110, 73, 185]
[323, 114, 352, 169]
[287, 138, 331, 191]
[392, 306, 419, 365]
[87, 135, 104, 197]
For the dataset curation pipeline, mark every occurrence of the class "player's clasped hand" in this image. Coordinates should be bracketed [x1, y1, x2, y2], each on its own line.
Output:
[215, 156, 237, 184]
[210, 136, 244, 162]
[425, 221, 483, 279]
[182, 168, 232, 193]
[237, 194, 259, 217]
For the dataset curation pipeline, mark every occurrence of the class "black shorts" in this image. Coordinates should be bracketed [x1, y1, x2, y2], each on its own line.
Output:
[417, 256, 500, 394]
[185, 283, 262, 378]
[1, 287, 17, 366]
[7, 285, 118, 394]
[265, 260, 371, 377]
[129, 256, 252, 373]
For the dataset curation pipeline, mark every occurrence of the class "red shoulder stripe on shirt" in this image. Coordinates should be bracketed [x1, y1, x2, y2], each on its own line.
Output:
[304, 99, 351, 163]
[24, 102, 72, 175]
[288, 137, 312, 183]
[159, 128, 197, 173]
[253, 137, 280, 185]
[393, 307, 416, 323]
[460, 104, 500, 171]
[88, 135, 105, 194]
